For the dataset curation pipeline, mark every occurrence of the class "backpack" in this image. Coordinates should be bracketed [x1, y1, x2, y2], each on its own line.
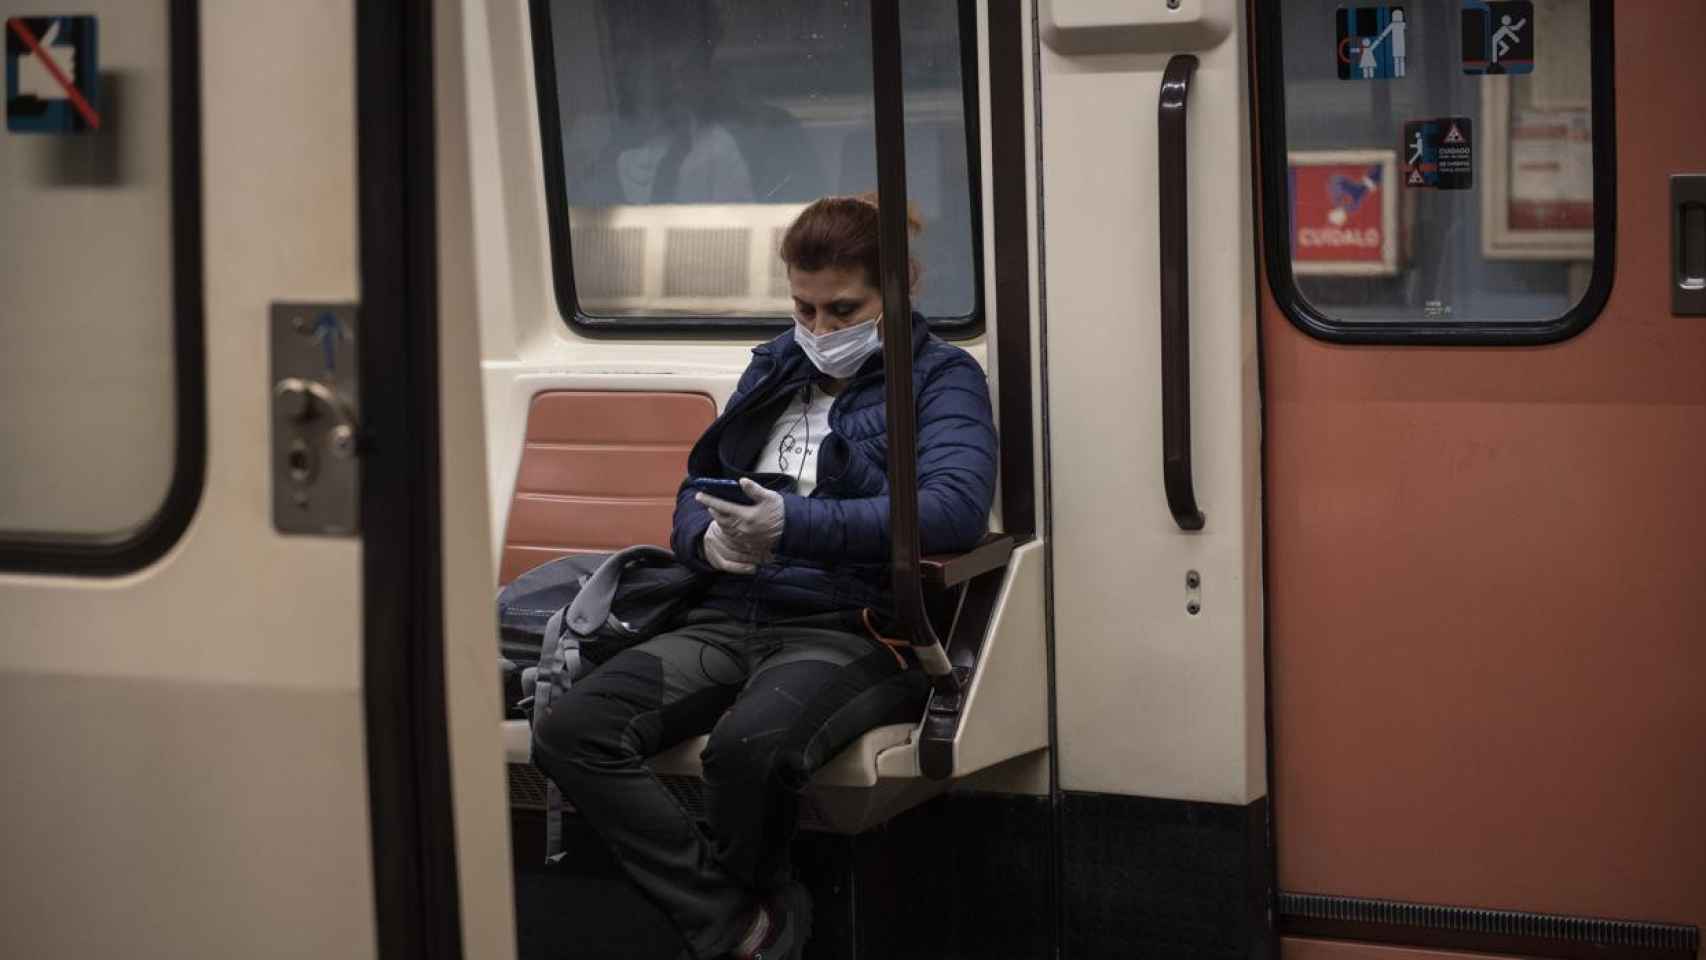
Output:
[495, 545, 706, 721]
[495, 545, 706, 862]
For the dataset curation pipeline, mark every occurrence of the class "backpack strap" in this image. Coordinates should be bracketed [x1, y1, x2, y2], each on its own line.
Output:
[563, 544, 673, 635]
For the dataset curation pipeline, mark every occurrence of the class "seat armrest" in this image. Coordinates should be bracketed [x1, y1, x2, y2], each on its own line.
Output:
[921, 533, 1015, 589]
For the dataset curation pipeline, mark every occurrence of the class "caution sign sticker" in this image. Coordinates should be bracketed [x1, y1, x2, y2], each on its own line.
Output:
[1403, 117, 1473, 191]
[1436, 119, 1473, 188]
[5, 16, 101, 134]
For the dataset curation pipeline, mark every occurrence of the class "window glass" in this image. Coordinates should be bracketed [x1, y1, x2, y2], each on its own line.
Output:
[0, 3, 178, 540]
[543, 0, 977, 323]
[1271, 0, 1602, 332]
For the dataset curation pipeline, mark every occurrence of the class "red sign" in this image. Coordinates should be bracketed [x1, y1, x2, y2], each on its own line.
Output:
[1291, 159, 1389, 268]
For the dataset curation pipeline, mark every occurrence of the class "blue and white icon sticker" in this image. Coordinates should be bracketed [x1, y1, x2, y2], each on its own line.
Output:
[5, 16, 100, 134]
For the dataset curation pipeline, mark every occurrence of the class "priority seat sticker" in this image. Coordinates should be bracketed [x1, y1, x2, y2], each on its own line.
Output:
[5, 16, 100, 133]
[1404, 118, 1473, 190]
[1336, 6, 1409, 80]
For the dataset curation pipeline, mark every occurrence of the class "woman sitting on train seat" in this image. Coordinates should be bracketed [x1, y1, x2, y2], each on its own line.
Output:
[531, 194, 998, 960]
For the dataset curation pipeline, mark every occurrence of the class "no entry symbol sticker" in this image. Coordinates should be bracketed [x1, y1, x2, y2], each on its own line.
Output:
[5, 16, 100, 134]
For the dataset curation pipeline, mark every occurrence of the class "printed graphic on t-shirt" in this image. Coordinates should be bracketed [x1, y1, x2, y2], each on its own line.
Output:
[754, 385, 836, 497]
[776, 431, 814, 474]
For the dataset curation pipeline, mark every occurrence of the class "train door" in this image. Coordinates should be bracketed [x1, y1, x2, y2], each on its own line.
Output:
[1257, 1, 1706, 958]
[1, 1, 514, 956]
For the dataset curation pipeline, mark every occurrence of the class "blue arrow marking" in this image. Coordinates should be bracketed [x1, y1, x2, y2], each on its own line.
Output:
[312, 311, 349, 374]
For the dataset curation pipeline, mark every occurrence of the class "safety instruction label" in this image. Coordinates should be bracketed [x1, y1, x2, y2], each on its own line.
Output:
[1404, 118, 1473, 190]
[4, 16, 100, 133]
[1336, 6, 1409, 80]
[1290, 152, 1399, 276]
[1462, 1, 1534, 75]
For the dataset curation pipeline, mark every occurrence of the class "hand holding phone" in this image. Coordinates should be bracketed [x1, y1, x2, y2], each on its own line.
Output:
[690, 477, 786, 564]
[686, 476, 755, 506]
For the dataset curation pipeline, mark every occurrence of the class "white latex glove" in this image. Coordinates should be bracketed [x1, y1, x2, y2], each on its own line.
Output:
[696, 478, 785, 562]
[702, 520, 760, 575]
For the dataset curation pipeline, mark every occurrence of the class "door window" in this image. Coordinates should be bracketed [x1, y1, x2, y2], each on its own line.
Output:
[1258, 0, 1612, 342]
[0, 1, 201, 570]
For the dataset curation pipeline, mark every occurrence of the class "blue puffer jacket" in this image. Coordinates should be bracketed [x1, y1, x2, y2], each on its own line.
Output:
[671, 314, 998, 623]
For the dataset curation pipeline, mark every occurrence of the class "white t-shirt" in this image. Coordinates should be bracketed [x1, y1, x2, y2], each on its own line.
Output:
[752, 384, 836, 496]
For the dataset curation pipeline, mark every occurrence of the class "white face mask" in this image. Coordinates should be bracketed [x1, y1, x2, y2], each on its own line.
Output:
[794, 313, 882, 379]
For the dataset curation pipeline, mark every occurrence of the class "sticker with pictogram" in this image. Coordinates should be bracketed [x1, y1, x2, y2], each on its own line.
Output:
[1403, 117, 1473, 190]
[1336, 6, 1410, 80]
[1290, 151, 1401, 276]
[1462, 1, 1534, 75]
[5, 16, 100, 134]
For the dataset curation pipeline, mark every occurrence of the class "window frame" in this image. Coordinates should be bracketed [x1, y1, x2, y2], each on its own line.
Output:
[527, 0, 986, 339]
[0, 0, 206, 576]
[1255, 0, 1617, 345]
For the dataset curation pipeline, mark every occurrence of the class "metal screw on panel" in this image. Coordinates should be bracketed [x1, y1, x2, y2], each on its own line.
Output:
[329, 423, 357, 459]
[1167, 0, 1181, 9]
[287, 436, 317, 485]
[1185, 570, 1200, 590]
[1186, 601, 1201, 616]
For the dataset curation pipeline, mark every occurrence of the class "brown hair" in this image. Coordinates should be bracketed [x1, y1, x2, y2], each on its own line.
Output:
[778, 192, 923, 291]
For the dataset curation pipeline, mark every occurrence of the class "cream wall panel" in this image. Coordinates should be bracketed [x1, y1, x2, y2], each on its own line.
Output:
[1040, 0, 1265, 803]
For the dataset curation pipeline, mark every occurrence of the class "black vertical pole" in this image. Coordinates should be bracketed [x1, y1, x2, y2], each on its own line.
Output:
[868, 0, 958, 698]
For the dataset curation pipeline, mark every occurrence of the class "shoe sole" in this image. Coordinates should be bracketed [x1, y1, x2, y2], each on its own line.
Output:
[755, 882, 812, 960]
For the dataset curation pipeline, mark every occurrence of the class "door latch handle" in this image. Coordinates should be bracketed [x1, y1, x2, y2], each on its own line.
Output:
[273, 376, 359, 458]
[1674, 174, 1706, 316]
[271, 303, 360, 535]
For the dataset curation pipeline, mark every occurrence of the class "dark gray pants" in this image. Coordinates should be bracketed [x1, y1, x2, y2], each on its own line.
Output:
[531, 606, 927, 959]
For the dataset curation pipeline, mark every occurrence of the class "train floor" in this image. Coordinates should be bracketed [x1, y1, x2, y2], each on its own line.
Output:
[509, 793, 1053, 960]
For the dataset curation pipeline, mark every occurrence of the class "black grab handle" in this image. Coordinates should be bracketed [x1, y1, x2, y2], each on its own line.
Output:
[1158, 55, 1205, 532]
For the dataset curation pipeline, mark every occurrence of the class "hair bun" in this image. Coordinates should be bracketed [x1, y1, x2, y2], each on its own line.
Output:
[851, 191, 922, 236]
[779, 194, 925, 292]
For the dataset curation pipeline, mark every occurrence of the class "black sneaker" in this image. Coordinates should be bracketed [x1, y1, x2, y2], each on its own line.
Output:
[751, 882, 812, 960]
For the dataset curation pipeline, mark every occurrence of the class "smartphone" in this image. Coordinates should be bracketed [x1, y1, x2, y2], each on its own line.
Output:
[686, 476, 754, 506]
